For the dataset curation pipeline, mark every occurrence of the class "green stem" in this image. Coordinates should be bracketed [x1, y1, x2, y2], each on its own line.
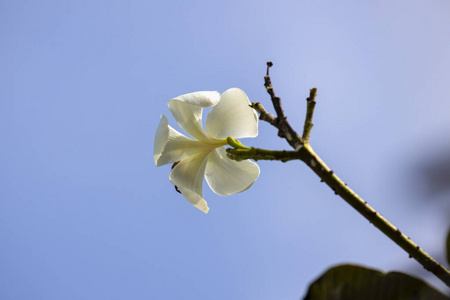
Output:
[226, 137, 250, 150]
[226, 147, 300, 162]
[227, 144, 450, 287]
[302, 88, 317, 141]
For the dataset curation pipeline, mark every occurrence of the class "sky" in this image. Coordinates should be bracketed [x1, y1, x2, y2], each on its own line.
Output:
[1, 0, 450, 299]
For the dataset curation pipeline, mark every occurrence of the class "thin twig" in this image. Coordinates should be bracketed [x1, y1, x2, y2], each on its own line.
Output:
[302, 88, 317, 141]
[262, 62, 304, 150]
[264, 62, 286, 122]
[250, 102, 277, 126]
[226, 147, 300, 162]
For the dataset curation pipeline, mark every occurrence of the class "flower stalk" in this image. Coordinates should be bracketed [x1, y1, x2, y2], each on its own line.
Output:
[226, 137, 250, 150]
[226, 147, 300, 162]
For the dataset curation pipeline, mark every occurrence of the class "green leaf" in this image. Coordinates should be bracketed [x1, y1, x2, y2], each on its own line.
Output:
[303, 264, 449, 300]
[447, 228, 450, 267]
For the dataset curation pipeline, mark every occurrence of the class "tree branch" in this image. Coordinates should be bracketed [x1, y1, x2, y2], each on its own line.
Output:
[250, 102, 277, 127]
[297, 144, 450, 287]
[260, 62, 304, 150]
[226, 147, 300, 162]
[302, 88, 317, 141]
[238, 62, 450, 288]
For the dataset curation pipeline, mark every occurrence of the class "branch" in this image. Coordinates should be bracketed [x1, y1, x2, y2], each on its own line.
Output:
[262, 62, 304, 150]
[302, 88, 317, 141]
[250, 102, 277, 126]
[264, 62, 286, 123]
[226, 147, 300, 162]
[233, 62, 450, 287]
[297, 144, 450, 287]
[228, 143, 450, 287]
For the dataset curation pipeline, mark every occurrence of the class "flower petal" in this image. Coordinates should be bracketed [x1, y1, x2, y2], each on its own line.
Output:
[168, 91, 221, 143]
[205, 88, 258, 139]
[169, 150, 211, 213]
[205, 147, 260, 196]
[154, 115, 216, 167]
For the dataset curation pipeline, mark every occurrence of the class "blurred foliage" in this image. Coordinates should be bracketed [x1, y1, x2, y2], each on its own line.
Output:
[447, 229, 450, 267]
[303, 264, 449, 300]
[416, 150, 450, 198]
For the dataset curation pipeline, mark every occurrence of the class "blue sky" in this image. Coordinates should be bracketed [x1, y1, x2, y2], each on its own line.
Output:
[1, 0, 450, 299]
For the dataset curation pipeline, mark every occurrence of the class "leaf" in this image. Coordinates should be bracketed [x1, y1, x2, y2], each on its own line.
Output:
[303, 264, 449, 300]
[447, 228, 450, 267]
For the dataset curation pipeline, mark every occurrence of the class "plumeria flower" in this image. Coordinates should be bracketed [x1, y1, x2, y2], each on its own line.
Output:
[154, 88, 260, 213]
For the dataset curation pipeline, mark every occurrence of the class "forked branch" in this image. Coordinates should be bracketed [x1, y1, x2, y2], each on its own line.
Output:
[228, 62, 450, 288]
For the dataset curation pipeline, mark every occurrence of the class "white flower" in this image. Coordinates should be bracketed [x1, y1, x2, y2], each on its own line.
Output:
[154, 88, 260, 213]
